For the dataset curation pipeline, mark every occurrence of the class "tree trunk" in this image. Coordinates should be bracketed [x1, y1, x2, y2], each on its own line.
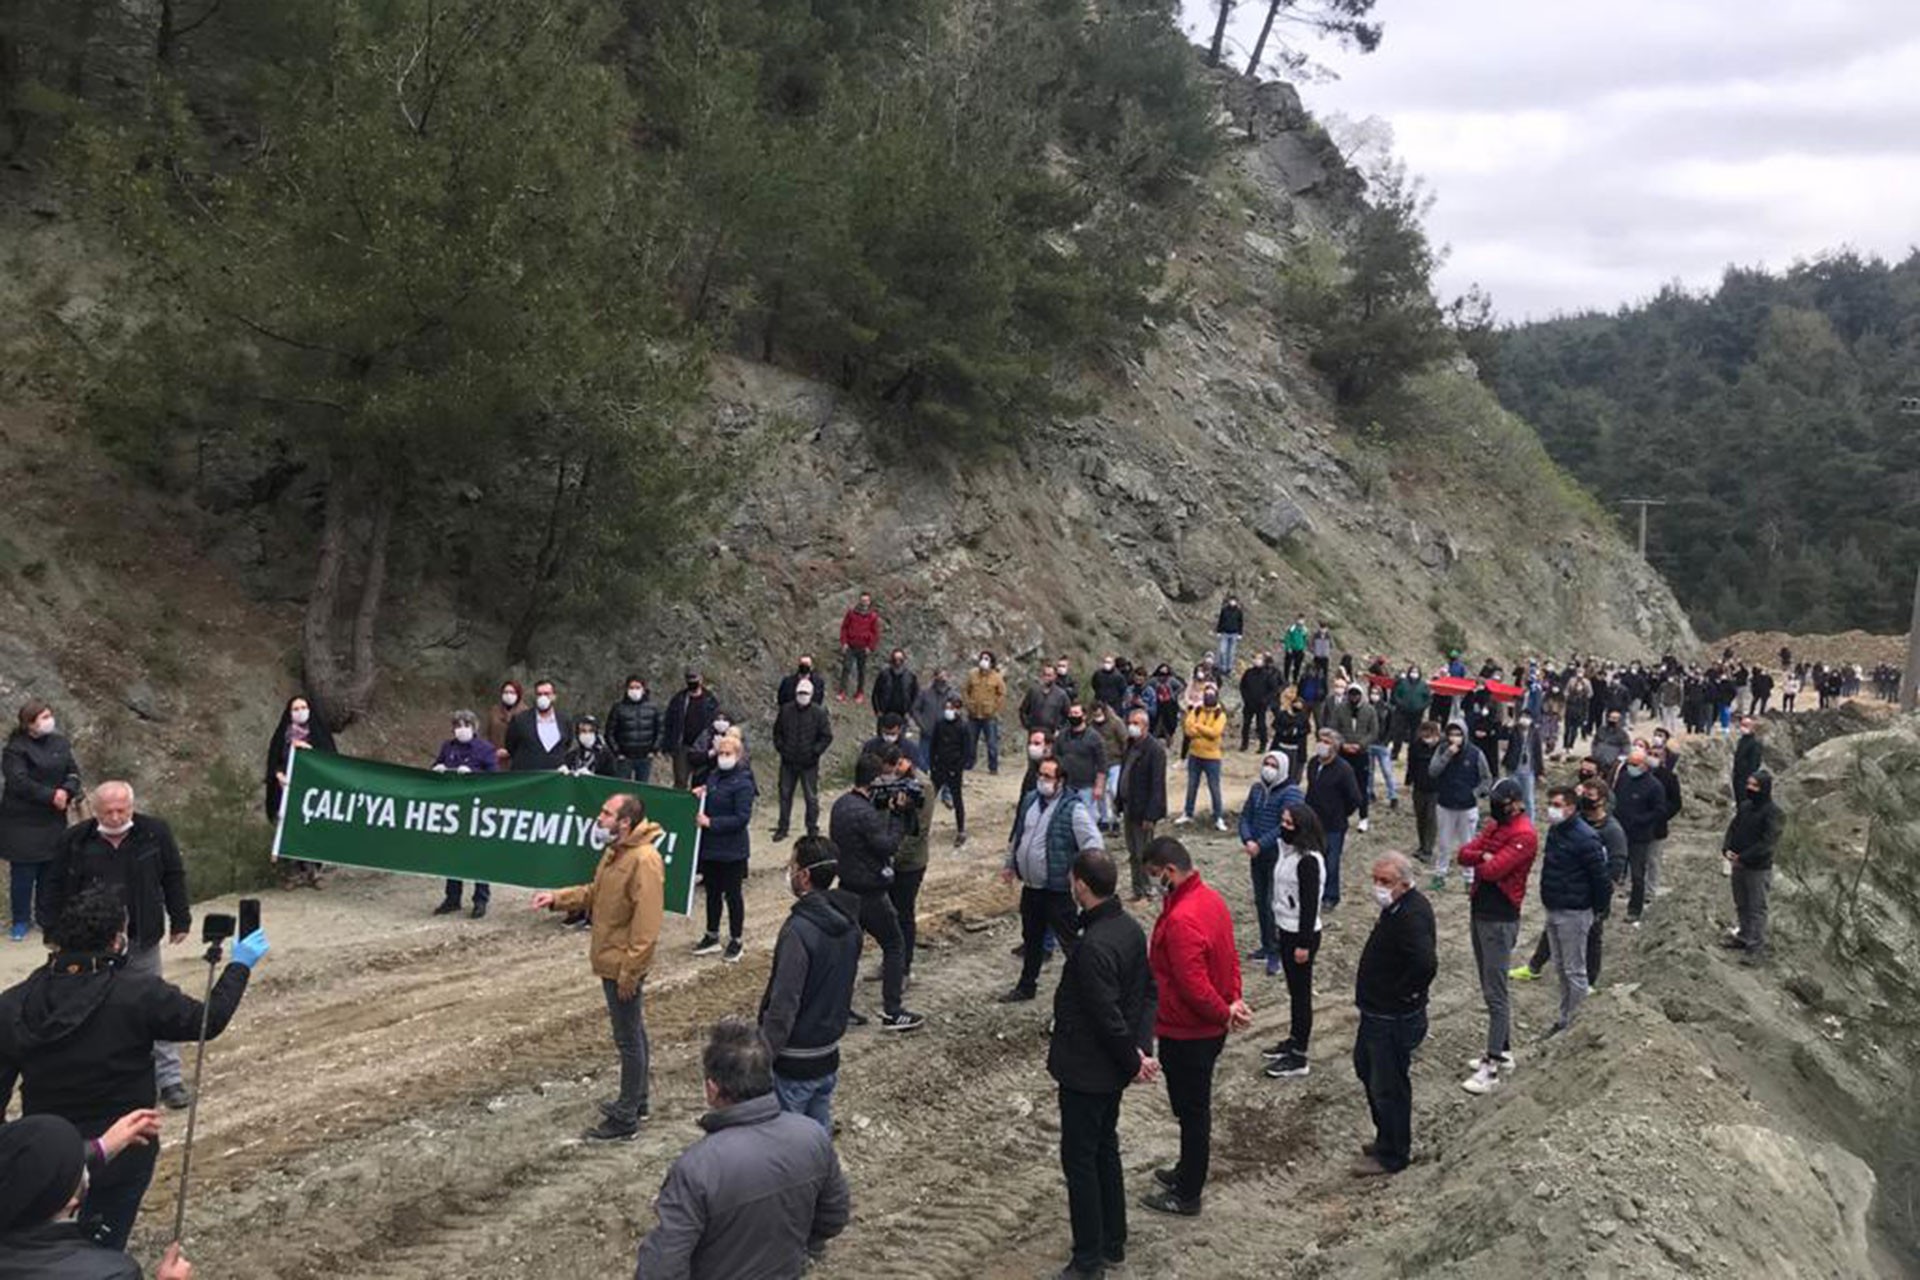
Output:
[1207, 1, 1234, 69]
[504, 457, 575, 665]
[65, 0, 99, 98]
[342, 484, 397, 719]
[157, 0, 175, 65]
[302, 473, 352, 727]
[1246, 1, 1282, 78]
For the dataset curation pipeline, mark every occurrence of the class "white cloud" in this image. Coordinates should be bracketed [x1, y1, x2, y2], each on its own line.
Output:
[1179, 0, 1920, 318]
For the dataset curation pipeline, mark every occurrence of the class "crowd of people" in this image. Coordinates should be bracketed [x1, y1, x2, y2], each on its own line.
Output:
[0, 590, 1865, 1278]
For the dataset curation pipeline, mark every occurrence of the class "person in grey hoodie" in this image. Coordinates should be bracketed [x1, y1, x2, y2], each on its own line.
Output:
[632, 1018, 850, 1280]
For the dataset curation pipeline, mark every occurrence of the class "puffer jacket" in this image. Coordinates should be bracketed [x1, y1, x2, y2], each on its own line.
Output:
[699, 764, 757, 864]
[606, 695, 663, 763]
[1539, 815, 1610, 913]
[550, 823, 665, 987]
[1238, 778, 1303, 855]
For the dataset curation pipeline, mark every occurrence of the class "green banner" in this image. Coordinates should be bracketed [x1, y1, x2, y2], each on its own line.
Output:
[271, 750, 701, 915]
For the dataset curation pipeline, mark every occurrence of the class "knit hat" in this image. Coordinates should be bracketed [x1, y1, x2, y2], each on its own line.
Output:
[0, 1114, 85, 1233]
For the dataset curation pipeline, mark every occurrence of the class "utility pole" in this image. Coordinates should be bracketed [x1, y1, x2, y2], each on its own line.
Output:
[1904, 562, 1920, 713]
[1619, 498, 1667, 559]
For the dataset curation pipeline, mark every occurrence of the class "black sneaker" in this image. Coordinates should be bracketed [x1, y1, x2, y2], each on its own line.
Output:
[722, 939, 743, 964]
[692, 933, 722, 956]
[583, 1117, 638, 1142]
[996, 987, 1037, 1004]
[1152, 1166, 1180, 1191]
[159, 1083, 193, 1110]
[1263, 1051, 1309, 1079]
[470, 901, 488, 920]
[432, 899, 461, 916]
[847, 1010, 870, 1027]
[1011, 942, 1026, 956]
[1260, 1038, 1297, 1061]
[770, 829, 790, 842]
[598, 1099, 652, 1122]
[879, 1010, 926, 1032]
[1138, 1188, 1201, 1216]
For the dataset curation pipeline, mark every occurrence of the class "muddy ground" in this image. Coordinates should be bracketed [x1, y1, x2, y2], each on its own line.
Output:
[3, 725, 1901, 1279]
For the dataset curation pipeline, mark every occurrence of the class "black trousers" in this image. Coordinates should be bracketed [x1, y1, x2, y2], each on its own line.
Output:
[442, 877, 490, 905]
[776, 761, 821, 835]
[1412, 791, 1437, 857]
[1241, 704, 1270, 751]
[1349, 748, 1372, 819]
[1160, 1035, 1225, 1202]
[1626, 841, 1653, 918]
[1058, 1087, 1126, 1271]
[889, 866, 926, 976]
[702, 859, 746, 938]
[84, 1137, 156, 1251]
[1276, 927, 1321, 1051]
[931, 768, 967, 836]
[1018, 887, 1081, 994]
[1353, 1008, 1427, 1171]
[1283, 651, 1303, 684]
[855, 888, 907, 1016]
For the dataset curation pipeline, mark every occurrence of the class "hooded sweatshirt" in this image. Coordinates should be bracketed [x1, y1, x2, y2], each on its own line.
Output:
[758, 889, 863, 1081]
[1724, 773, 1783, 870]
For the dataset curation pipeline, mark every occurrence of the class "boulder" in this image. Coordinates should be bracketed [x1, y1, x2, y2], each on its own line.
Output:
[1254, 495, 1312, 547]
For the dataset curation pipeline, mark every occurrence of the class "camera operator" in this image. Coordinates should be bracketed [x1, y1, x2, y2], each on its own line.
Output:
[827, 756, 925, 1032]
[0, 1111, 194, 1278]
[36, 782, 193, 1110]
[870, 745, 929, 985]
[0, 886, 268, 1251]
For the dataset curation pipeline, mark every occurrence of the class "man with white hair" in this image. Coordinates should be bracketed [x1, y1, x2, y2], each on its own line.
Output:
[36, 781, 193, 1108]
[1351, 852, 1436, 1177]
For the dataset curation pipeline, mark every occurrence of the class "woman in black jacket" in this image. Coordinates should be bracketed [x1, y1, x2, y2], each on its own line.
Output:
[927, 695, 971, 848]
[265, 694, 336, 888]
[2, 701, 83, 942]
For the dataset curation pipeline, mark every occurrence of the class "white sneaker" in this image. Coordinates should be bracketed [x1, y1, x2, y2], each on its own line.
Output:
[1174, 815, 1193, 826]
[1213, 818, 1228, 832]
[1466, 1051, 1516, 1072]
[1461, 1062, 1501, 1095]
[1357, 817, 1371, 833]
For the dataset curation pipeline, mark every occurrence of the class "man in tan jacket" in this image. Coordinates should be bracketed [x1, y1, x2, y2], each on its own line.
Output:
[962, 650, 1008, 775]
[532, 792, 665, 1140]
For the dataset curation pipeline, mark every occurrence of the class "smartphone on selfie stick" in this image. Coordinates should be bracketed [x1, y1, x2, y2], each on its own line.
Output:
[170, 897, 259, 1245]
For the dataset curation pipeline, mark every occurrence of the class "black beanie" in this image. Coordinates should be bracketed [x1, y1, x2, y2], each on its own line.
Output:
[0, 1113, 87, 1232]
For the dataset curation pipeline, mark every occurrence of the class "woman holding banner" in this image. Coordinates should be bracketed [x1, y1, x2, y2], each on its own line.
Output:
[432, 709, 498, 919]
[265, 694, 335, 889]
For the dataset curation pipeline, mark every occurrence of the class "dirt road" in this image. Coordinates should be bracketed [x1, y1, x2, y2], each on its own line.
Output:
[2, 735, 1891, 1278]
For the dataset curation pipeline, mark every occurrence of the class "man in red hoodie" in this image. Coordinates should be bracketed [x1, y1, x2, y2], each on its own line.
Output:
[836, 592, 882, 705]
[1456, 778, 1538, 1096]
[1138, 837, 1251, 1216]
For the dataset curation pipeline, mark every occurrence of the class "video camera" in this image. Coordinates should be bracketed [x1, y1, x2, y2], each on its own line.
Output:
[868, 772, 925, 812]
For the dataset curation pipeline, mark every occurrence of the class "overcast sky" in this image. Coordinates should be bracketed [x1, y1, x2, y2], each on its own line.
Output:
[1179, 1, 1920, 320]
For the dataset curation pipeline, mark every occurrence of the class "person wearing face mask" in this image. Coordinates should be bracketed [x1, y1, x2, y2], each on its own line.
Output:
[1501, 711, 1546, 821]
[758, 835, 863, 1131]
[776, 655, 828, 709]
[1138, 838, 1250, 1218]
[606, 675, 663, 784]
[1309, 623, 1333, 682]
[1404, 721, 1442, 864]
[772, 681, 835, 842]
[1056, 704, 1109, 822]
[1642, 741, 1683, 901]
[1214, 595, 1245, 679]
[1529, 786, 1610, 1036]
[532, 793, 665, 1139]
[827, 756, 925, 1032]
[1517, 779, 1623, 987]
[1091, 655, 1128, 719]
[1238, 753, 1303, 976]
[1238, 654, 1279, 754]
[910, 668, 954, 744]
[1175, 687, 1228, 832]
[1455, 780, 1538, 1096]
[1362, 687, 1395, 824]
[1731, 716, 1765, 806]
[1116, 711, 1169, 902]
[431, 711, 499, 919]
[663, 670, 719, 790]
[1305, 731, 1362, 910]
[1611, 746, 1668, 927]
[1389, 666, 1431, 758]
[859, 713, 923, 773]
[1350, 853, 1435, 1177]
[1054, 657, 1081, 709]
[1591, 709, 1630, 775]
[869, 649, 919, 732]
[506, 679, 570, 774]
[563, 715, 621, 778]
[1269, 697, 1311, 785]
[3, 702, 83, 944]
[1426, 723, 1490, 892]
[1090, 703, 1128, 834]
[1, 884, 266, 1249]
[962, 651, 1008, 775]
[928, 696, 972, 849]
[999, 760, 1104, 1004]
[487, 681, 523, 769]
[264, 693, 336, 889]
[37, 781, 192, 1108]
[691, 732, 757, 964]
[1260, 804, 1325, 1079]
[688, 706, 744, 791]
[0, 1112, 196, 1280]
[1020, 666, 1070, 738]
[1722, 769, 1782, 961]
[1281, 617, 1309, 686]
[836, 592, 883, 705]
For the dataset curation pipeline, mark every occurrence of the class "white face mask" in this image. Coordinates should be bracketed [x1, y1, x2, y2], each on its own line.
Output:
[535, 694, 554, 711]
[454, 726, 474, 743]
[882, 733, 899, 744]
[1373, 885, 1396, 908]
[1102, 661, 1115, 671]
[577, 732, 597, 748]
[713, 719, 732, 734]
[289, 708, 310, 726]
[1259, 765, 1281, 785]
[98, 819, 134, 838]
[1127, 723, 1144, 739]
[501, 690, 519, 707]
[1318, 743, 1334, 759]
[716, 755, 738, 771]
[1545, 805, 1567, 824]
[589, 822, 613, 849]
[1037, 780, 1058, 799]
[627, 687, 644, 702]
[796, 689, 814, 706]
[1027, 744, 1046, 761]
[942, 708, 957, 721]
[980, 658, 992, 671]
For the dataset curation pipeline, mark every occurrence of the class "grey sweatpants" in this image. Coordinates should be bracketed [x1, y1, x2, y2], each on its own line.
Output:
[123, 943, 184, 1088]
[1435, 806, 1479, 877]
[1545, 908, 1593, 1028]
[1731, 865, 1772, 948]
[1470, 917, 1519, 1060]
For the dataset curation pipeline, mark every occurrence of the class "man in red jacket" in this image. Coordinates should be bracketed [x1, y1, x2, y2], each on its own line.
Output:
[1456, 778, 1538, 1096]
[836, 592, 882, 704]
[1138, 837, 1252, 1216]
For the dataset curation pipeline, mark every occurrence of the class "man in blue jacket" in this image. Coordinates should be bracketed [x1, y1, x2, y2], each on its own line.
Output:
[1536, 785, 1611, 1034]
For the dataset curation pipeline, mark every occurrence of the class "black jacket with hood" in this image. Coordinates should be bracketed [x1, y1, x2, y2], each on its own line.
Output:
[757, 889, 862, 1081]
[1724, 772, 1783, 870]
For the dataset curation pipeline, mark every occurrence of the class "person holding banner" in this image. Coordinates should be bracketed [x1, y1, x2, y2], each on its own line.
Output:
[531, 793, 664, 1140]
[264, 694, 334, 889]
[431, 711, 497, 919]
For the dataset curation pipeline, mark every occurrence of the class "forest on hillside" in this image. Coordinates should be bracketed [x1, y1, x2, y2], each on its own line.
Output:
[1492, 252, 1920, 636]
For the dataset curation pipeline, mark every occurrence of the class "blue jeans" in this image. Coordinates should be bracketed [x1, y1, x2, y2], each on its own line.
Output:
[1097, 764, 1120, 826]
[1323, 829, 1347, 906]
[9, 860, 47, 928]
[1184, 758, 1223, 820]
[624, 756, 654, 784]
[1367, 744, 1398, 802]
[1216, 633, 1241, 676]
[968, 717, 1000, 772]
[774, 1070, 837, 1133]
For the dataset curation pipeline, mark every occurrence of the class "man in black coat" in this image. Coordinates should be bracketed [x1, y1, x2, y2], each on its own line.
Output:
[1, 885, 267, 1251]
[1238, 655, 1279, 753]
[776, 655, 829, 708]
[1351, 852, 1436, 1177]
[1723, 769, 1783, 960]
[1731, 717, 1765, 805]
[37, 782, 192, 1110]
[604, 675, 663, 784]
[1046, 850, 1157, 1280]
[868, 649, 919, 729]
[772, 685, 835, 841]
[1116, 711, 1168, 901]
[662, 670, 720, 790]
[504, 678, 570, 773]
[1305, 731, 1362, 910]
[826, 757, 923, 1032]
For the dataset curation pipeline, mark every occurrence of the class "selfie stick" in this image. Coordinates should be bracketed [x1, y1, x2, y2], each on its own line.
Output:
[170, 927, 228, 1245]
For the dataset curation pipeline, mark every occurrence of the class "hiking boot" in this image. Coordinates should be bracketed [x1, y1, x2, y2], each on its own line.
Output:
[996, 987, 1037, 1004]
[1508, 964, 1539, 982]
[1263, 1051, 1310, 1079]
[723, 939, 744, 963]
[1461, 1061, 1501, 1095]
[159, 1084, 193, 1110]
[432, 899, 462, 916]
[1138, 1188, 1200, 1217]
[879, 1010, 926, 1032]
[692, 933, 722, 956]
[1260, 1038, 1297, 1061]
[583, 1117, 639, 1142]
[470, 901, 488, 920]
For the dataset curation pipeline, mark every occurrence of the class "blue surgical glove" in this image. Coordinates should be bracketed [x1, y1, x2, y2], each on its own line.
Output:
[231, 929, 270, 969]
